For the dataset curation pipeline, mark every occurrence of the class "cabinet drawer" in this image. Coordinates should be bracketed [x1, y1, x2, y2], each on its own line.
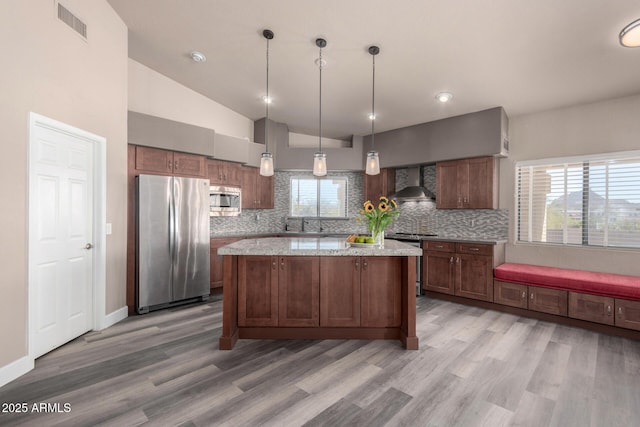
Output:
[615, 299, 640, 331]
[424, 241, 456, 252]
[456, 243, 493, 255]
[494, 280, 527, 308]
[568, 292, 614, 325]
[529, 286, 568, 316]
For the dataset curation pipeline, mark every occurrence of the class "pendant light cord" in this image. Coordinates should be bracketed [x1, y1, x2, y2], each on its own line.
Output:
[265, 36, 270, 152]
[371, 53, 375, 151]
[318, 46, 323, 153]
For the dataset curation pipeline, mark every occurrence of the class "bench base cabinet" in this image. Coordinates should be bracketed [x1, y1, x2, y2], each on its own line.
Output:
[568, 292, 614, 325]
[494, 280, 640, 331]
[494, 281, 568, 315]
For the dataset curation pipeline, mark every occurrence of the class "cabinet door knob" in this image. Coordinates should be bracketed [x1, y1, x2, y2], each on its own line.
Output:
[521, 291, 526, 299]
[280, 258, 284, 269]
[618, 306, 622, 317]
[167, 160, 172, 170]
[174, 160, 179, 169]
[363, 259, 368, 270]
[530, 292, 534, 299]
[355, 259, 359, 270]
[607, 305, 612, 316]
[272, 260, 276, 269]
[455, 257, 460, 264]
[449, 257, 454, 264]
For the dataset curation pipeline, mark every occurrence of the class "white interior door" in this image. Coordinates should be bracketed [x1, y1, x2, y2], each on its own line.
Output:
[29, 117, 95, 358]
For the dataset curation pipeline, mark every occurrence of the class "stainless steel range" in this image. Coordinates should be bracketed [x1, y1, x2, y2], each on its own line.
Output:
[389, 233, 438, 296]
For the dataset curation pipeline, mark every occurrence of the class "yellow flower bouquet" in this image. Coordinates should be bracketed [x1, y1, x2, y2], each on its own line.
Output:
[357, 196, 400, 246]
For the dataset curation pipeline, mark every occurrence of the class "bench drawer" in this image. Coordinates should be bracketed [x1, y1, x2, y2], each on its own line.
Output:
[615, 299, 640, 331]
[568, 292, 614, 325]
[529, 286, 568, 316]
[494, 280, 527, 308]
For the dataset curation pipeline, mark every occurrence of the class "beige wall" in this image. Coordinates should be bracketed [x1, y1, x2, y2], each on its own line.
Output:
[0, 0, 128, 368]
[128, 59, 254, 141]
[499, 93, 640, 275]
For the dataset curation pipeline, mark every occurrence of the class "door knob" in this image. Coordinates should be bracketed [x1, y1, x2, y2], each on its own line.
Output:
[85, 243, 93, 250]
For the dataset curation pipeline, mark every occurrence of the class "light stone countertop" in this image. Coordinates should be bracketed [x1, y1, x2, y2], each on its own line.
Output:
[218, 237, 422, 257]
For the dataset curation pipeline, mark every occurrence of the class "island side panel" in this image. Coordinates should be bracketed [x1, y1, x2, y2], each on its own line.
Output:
[219, 255, 238, 350]
[361, 257, 402, 327]
[401, 256, 419, 350]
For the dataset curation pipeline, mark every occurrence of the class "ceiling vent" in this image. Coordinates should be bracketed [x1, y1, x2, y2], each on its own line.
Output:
[57, 3, 87, 39]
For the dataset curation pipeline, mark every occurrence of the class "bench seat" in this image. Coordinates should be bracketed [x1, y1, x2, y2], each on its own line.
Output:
[494, 263, 640, 300]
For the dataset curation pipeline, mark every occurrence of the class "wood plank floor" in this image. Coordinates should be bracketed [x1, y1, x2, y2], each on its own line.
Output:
[1, 295, 640, 426]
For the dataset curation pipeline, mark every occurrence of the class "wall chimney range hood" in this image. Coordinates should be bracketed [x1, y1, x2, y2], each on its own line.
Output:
[392, 167, 435, 202]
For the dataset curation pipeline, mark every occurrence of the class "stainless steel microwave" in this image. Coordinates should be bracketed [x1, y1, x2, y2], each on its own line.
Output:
[209, 185, 241, 216]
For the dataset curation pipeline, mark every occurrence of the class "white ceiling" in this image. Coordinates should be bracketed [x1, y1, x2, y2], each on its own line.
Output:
[107, 0, 640, 139]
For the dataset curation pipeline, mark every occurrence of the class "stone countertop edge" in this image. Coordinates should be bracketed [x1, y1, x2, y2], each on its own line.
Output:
[218, 237, 422, 257]
[419, 236, 507, 245]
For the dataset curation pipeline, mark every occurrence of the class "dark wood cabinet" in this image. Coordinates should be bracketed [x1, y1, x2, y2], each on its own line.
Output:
[238, 256, 279, 327]
[361, 257, 402, 327]
[494, 281, 568, 315]
[615, 299, 640, 331]
[568, 292, 614, 325]
[423, 240, 503, 302]
[278, 256, 320, 327]
[241, 166, 274, 209]
[320, 257, 361, 327]
[494, 280, 528, 308]
[210, 237, 241, 293]
[134, 146, 206, 177]
[363, 168, 395, 203]
[423, 250, 456, 295]
[208, 159, 241, 187]
[436, 156, 497, 209]
[529, 286, 568, 316]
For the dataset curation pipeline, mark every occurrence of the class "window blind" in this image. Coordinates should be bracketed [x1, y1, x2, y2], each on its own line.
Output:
[290, 177, 348, 218]
[516, 152, 640, 249]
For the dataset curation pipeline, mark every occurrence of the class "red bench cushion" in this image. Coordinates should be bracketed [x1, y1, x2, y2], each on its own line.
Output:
[494, 263, 640, 300]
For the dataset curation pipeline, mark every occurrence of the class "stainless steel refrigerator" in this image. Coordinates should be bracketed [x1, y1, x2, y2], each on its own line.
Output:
[136, 174, 210, 314]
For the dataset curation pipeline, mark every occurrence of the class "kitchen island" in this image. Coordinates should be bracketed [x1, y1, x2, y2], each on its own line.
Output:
[218, 237, 422, 350]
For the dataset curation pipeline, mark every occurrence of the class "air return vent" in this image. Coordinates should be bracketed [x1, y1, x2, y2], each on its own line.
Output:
[57, 3, 87, 39]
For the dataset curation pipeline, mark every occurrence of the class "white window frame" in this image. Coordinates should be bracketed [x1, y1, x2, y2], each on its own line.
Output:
[515, 150, 640, 249]
[289, 176, 349, 218]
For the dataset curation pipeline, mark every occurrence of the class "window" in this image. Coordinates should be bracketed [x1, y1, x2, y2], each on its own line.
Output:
[516, 151, 640, 249]
[290, 177, 348, 218]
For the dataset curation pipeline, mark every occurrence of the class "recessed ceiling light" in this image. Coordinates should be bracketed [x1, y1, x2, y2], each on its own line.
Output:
[368, 113, 376, 120]
[620, 18, 640, 47]
[190, 51, 206, 62]
[436, 92, 453, 103]
[262, 95, 272, 104]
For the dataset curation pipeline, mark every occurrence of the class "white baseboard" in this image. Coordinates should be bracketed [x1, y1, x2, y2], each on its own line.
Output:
[97, 306, 128, 331]
[0, 355, 34, 388]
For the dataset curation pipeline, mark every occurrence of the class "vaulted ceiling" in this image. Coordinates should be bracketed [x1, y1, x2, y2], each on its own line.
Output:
[108, 0, 640, 139]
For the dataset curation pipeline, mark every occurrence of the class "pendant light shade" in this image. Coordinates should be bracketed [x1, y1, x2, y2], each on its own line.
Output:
[366, 150, 380, 175]
[366, 45, 381, 175]
[313, 38, 328, 177]
[260, 29, 275, 177]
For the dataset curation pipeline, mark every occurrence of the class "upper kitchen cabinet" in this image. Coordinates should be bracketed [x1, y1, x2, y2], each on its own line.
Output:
[436, 156, 498, 209]
[364, 168, 396, 203]
[208, 159, 242, 187]
[134, 146, 207, 178]
[241, 166, 274, 209]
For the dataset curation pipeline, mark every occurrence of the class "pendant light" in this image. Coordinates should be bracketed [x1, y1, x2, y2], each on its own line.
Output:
[259, 29, 275, 177]
[313, 38, 328, 177]
[365, 46, 381, 175]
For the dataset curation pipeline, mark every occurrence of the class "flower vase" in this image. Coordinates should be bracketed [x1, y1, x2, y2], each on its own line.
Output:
[372, 229, 385, 248]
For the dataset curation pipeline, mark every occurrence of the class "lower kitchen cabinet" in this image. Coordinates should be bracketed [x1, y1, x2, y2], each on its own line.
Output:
[423, 240, 503, 302]
[210, 237, 241, 293]
[320, 257, 361, 327]
[493, 280, 528, 308]
[278, 256, 320, 327]
[361, 257, 402, 327]
[238, 256, 279, 327]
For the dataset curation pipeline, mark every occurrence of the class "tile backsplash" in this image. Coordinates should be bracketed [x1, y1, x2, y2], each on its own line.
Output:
[210, 166, 508, 240]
